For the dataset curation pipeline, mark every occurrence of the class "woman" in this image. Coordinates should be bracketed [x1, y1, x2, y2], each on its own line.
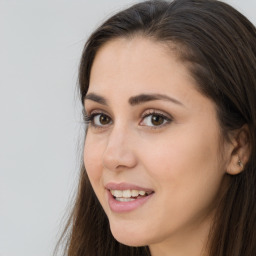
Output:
[57, 0, 256, 255]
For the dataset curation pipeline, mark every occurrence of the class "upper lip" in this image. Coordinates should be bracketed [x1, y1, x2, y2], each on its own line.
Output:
[105, 182, 154, 192]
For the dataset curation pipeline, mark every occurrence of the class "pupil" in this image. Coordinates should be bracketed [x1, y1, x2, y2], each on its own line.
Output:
[100, 115, 109, 125]
[152, 115, 163, 125]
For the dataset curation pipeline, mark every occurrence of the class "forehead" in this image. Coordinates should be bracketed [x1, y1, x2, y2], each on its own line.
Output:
[89, 37, 197, 95]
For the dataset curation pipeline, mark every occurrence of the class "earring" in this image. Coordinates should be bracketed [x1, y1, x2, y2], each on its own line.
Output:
[238, 158, 244, 168]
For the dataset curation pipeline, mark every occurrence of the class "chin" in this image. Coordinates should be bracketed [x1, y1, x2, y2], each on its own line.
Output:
[109, 223, 149, 247]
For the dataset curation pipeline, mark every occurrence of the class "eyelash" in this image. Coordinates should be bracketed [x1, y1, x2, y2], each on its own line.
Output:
[83, 110, 173, 129]
[84, 111, 112, 129]
[140, 110, 172, 128]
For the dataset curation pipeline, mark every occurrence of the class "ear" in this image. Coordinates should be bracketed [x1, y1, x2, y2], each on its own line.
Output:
[226, 124, 251, 175]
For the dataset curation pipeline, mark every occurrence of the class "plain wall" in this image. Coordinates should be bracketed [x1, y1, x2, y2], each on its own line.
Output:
[0, 1, 255, 256]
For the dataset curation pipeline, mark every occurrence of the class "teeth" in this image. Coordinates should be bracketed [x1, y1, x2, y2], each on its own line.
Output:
[112, 190, 122, 197]
[131, 190, 139, 197]
[123, 190, 132, 197]
[115, 197, 135, 202]
[139, 191, 146, 196]
[110, 189, 148, 198]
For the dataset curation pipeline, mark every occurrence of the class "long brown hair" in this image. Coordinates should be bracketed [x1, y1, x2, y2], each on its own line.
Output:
[56, 0, 256, 255]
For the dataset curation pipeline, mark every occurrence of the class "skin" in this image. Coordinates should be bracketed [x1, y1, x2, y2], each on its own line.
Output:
[83, 37, 238, 256]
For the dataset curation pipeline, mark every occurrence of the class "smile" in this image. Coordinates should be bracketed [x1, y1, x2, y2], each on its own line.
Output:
[110, 189, 153, 202]
[105, 184, 154, 213]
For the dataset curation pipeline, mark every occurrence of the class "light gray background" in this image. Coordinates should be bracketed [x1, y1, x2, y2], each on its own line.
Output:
[1, 1, 255, 256]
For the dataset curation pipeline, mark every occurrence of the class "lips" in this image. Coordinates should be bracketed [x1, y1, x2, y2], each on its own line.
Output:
[105, 182, 154, 212]
[105, 182, 154, 191]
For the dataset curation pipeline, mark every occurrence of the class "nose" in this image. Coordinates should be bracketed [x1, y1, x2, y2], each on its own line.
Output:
[102, 125, 137, 171]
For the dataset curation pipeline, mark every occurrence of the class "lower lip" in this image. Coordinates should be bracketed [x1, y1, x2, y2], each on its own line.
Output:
[107, 190, 154, 213]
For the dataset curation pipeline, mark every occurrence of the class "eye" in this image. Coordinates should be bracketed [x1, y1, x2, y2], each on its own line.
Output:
[94, 114, 111, 126]
[140, 111, 171, 127]
[84, 112, 112, 128]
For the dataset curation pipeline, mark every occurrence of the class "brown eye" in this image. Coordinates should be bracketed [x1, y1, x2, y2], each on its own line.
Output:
[140, 112, 171, 128]
[89, 113, 112, 127]
[99, 114, 111, 125]
[151, 115, 164, 126]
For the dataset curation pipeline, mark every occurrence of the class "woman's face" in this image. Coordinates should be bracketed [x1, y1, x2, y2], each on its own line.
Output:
[84, 37, 229, 249]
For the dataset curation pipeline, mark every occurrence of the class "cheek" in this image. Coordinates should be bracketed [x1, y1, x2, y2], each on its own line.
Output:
[139, 124, 223, 203]
[83, 136, 104, 187]
[141, 132, 217, 172]
[145, 119, 220, 171]
[135, 129, 224, 235]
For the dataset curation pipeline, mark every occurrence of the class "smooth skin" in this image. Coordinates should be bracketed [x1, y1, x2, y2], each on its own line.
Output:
[83, 37, 247, 256]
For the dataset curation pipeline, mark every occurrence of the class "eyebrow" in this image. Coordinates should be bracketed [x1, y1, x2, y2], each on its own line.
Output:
[84, 92, 183, 106]
[84, 93, 108, 105]
[128, 93, 183, 106]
